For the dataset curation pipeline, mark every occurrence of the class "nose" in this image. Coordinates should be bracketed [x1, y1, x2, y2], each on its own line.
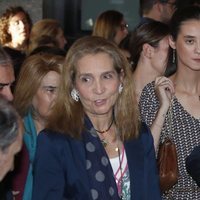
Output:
[1, 87, 14, 102]
[64, 37, 67, 45]
[18, 20, 25, 29]
[195, 43, 200, 55]
[93, 79, 105, 94]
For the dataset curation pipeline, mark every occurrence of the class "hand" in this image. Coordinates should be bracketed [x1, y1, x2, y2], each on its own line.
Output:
[155, 76, 175, 112]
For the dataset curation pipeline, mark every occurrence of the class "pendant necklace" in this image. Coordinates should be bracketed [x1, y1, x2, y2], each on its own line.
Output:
[116, 146, 124, 199]
[95, 118, 114, 147]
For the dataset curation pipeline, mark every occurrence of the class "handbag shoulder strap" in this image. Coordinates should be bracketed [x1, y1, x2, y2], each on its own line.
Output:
[163, 96, 174, 140]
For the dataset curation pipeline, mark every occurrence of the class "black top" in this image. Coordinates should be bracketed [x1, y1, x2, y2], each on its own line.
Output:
[3, 47, 26, 79]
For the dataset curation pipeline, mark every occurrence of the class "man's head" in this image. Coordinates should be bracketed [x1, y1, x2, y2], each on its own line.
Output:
[0, 96, 23, 181]
[140, 0, 177, 24]
[0, 47, 15, 101]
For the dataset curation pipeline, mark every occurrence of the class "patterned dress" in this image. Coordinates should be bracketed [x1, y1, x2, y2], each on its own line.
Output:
[139, 81, 200, 200]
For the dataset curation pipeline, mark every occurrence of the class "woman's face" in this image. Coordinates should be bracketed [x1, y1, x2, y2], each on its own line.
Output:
[32, 71, 60, 120]
[170, 19, 200, 71]
[75, 53, 123, 118]
[8, 12, 30, 44]
[114, 20, 129, 45]
[151, 36, 170, 74]
[56, 28, 67, 49]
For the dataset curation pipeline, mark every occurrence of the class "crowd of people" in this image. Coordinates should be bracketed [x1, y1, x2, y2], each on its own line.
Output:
[0, 0, 199, 200]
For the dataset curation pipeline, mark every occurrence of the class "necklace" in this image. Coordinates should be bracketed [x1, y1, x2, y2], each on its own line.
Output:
[95, 118, 114, 134]
[116, 146, 123, 199]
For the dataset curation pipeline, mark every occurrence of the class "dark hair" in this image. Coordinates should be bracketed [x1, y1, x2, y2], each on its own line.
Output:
[29, 46, 66, 57]
[129, 21, 170, 70]
[170, 5, 200, 41]
[140, 0, 172, 16]
[190, 0, 200, 6]
[0, 95, 19, 151]
[0, 45, 12, 66]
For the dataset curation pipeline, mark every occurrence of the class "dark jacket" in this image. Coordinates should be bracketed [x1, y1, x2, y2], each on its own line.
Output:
[32, 122, 161, 200]
[186, 146, 200, 187]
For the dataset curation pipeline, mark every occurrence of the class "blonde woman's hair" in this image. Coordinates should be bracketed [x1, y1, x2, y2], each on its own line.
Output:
[92, 10, 124, 42]
[28, 19, 62, 54]
[47, 36, 140, 141]
[14, 53, 64, 117]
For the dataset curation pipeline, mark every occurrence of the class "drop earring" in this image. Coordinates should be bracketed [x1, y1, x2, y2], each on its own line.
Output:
[118, 84, 123, 94]
[71, 88, 79, 102]
[172, 49, 176, 64]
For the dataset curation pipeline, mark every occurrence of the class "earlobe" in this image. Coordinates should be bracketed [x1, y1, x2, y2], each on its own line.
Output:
[157, 2, 164, 13]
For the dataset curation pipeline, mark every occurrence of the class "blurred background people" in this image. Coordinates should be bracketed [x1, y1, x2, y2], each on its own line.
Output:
[139, 6, 200, 199]
[27, 19, 67, 55]
[129, 21, 173, 149]
[0, 45, 15, 200]
[190, 0, 200, 6]
[92, 10, 129, 46]
[92, 10, 130, 61]
[129, 21, 170, 101]
[0, 6, 32, 78]
[0, 96, 23, 182]
[139, 0, 177, 25]
[11, 53, 64, 200]
[0, 46, 15, 102]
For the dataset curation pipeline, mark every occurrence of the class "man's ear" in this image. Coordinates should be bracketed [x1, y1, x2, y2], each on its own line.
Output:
[169, 35, 176, 49]
[142, 43, 154, 58]
[157, 1, 165, 13]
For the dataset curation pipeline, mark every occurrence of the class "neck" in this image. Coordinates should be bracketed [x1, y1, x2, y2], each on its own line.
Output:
[94, 118, 114, 134]
[133, 60, 162, 100]
[171, 70, 200, 95]
[87, 111, 114, 132]
[7, 40, 26, 51]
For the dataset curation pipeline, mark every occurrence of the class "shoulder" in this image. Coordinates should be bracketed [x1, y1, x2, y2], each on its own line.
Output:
[186, 146, 200, 186]
[37, 129, 72, 150]
[126, 122, 154, 152]
[186, 146, 200, 171]
[139, 122, 154, 146]
[139, 81, 159, 125]
[140, 81, 156, 101]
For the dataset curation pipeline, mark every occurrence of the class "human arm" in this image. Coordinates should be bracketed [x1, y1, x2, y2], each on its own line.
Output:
[150, 76, 174, 151]
[186, 146, 200, 187]
[139, 78, 174, 152]
[32, 131, 66, 200]
[142, 123, 162, 200]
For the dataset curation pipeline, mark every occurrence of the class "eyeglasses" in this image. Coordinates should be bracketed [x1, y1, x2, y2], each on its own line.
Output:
[120, 23, 128, 31]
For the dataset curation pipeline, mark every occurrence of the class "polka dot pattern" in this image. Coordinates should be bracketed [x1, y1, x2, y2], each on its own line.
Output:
[91, 189, 98, 200]
[95, 171, 105, 182]
[86, 142, 95, 152]
[82, 124, 120, 200]
[101, 156, 109, 166]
